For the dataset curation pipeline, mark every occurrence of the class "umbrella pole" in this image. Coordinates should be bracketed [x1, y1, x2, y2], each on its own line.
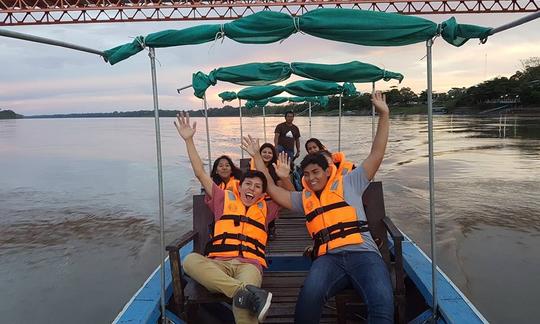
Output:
[148, 47, 167, 323]
[263, 105, 267, 143]
[426, 39, 438, 322]
[203, 95, 212, 174]
[372, 82, 376, 140]
[239, 99, 244, 159]
[309, 101, 312, 138]
[338, 94, 342, 151]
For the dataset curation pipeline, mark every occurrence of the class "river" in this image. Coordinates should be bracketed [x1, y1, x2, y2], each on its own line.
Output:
[0, 115, 539, 323]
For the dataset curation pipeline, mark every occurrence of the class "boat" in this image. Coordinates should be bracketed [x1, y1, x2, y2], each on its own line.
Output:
[2, 8, 539, 324]
[112, 185, 489, 324]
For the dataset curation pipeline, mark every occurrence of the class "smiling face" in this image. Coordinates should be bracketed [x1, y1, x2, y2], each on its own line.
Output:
[306, 141, 321, 155]
[303, 163, 331, 193]
[216, 158, 232, 181]
[238, 176, 265, 206]
[285, 113, 294, 124]
[260, 147, 274, 164]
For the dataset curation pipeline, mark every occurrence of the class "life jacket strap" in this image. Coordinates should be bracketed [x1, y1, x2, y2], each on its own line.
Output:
[305, 201, 350, 222]
[312, 221, 369, 256]
[205, 243, 266, 260]
[220, 214, 266, 232]
[207, 232, 267, 252]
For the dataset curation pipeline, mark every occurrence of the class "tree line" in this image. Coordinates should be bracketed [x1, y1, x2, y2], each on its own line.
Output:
[6, 57, 539, 119]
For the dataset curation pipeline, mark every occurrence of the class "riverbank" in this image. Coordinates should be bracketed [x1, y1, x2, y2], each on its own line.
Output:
[11, 105, 540, 119]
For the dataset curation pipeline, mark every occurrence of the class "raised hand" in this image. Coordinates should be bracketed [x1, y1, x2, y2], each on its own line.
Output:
[240, 135, 260, 157]
[174, 112, 197, 140]
[371, 90, 390, 116]
[274, 152, 291, 178]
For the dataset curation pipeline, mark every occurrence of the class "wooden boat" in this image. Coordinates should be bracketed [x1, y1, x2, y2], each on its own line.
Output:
[113, 169, 488, 324]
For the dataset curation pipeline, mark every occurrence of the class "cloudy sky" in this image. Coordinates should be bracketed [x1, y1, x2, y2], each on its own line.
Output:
[1, 11, 539, 116]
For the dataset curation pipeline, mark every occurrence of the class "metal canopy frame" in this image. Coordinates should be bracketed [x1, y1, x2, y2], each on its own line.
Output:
[2, 0, 539, 26]
[2, 10, 539, 323]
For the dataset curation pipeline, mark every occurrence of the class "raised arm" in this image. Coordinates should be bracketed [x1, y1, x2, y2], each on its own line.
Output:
[362, 91, 390, 181]
[241, 136, 293, 209]
[277, 176, 295, 191]
[174, 112, 214, 196]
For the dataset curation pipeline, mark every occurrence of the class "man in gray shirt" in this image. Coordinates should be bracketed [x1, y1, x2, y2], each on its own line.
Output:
[242, 91, 393, 323]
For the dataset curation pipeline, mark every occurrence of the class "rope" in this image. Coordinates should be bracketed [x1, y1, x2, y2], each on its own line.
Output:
[292, 16, 302, 33]
[289, 62, 297, 74]
[132, 36, 146, 50]
[216, 24, 226, 43]
[210, 24, 226, 51]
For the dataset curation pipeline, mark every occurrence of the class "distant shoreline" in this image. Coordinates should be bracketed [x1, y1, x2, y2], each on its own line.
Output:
[15, 106, 540, 119]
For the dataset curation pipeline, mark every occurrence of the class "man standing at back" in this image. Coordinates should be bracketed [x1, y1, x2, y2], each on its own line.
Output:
[274, 111, 300, 161]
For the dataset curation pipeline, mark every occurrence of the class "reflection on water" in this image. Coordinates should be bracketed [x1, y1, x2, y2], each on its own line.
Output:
[0, 115, 539, 323]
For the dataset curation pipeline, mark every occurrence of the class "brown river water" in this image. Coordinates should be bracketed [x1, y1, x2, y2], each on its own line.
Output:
[0, 115, 539, 323]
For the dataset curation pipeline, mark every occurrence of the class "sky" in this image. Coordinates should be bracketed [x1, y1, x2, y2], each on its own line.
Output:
[1, 11, 539, 116]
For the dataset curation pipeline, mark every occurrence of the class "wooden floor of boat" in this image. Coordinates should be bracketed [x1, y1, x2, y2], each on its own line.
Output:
[261, 209, 365, 323]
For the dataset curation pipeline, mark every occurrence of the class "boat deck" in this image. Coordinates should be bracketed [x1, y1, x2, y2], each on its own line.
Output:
[262, 209, 350, 323]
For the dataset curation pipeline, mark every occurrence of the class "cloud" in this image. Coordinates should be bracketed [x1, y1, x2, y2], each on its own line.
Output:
[1, 12, 539, 115]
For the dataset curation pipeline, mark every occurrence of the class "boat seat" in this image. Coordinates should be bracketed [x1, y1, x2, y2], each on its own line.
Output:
[240, 157, 251, 172]
[166, 194, 227, 323]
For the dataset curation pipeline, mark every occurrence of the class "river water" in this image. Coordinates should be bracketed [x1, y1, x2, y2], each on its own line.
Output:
[1, 115, 539, 323]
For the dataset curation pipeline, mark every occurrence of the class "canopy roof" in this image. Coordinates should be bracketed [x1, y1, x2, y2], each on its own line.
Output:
[104, 9, 491, 65]
[221, 80, 356, 102]
[192, 61, 403, 98]
[246, 96, 329, 108]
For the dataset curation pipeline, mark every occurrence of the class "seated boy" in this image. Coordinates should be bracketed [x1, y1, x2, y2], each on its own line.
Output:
[174, 112, 279, 323]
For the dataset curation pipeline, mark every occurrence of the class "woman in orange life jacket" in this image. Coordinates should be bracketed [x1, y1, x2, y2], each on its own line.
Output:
[305, 138, 356, 175]
[174, 112, 278, 323]
[243, 91, 393, 324]
[211, 155, 243, 195]
[251, 143, 295, 240]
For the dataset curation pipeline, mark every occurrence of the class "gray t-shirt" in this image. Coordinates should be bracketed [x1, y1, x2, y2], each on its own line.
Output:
[290, 165, 380, 255]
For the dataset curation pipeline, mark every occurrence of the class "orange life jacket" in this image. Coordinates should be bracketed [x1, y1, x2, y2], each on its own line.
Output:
[301, 165, 369, 257]
[332, 152, 355, 176]
[205, 190, 269, 267]
[218, 176, 240, 196]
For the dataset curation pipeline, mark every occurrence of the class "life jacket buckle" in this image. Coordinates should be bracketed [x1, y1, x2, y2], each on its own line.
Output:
[315, 228, 331, 244]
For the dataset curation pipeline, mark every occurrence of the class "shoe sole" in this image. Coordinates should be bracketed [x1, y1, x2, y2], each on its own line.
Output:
[257, 291, 273, 322]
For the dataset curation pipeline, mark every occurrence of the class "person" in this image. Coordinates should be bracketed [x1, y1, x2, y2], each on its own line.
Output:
[274, 110, 300, 161]
[174, 112, 279, 323]
[243, 91, 393, 324]
[211, 155, 243, 195]
[304, 138, 327, 155]
[305, 137, 356, 176]
[250, 143, 295, 239]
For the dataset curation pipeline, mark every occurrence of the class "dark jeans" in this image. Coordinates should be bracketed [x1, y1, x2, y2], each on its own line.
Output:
[276, 145, 295, 161]
[294, 251, 394, 324]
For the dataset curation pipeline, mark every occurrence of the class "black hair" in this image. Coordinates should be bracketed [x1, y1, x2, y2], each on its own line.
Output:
[305, 138, 327, 152]
[318, 150, 333, 159]
[259, 143, 280, 183]
[210, 155, 243, 186]
[239, 170, 268, 193]
[284, 110, 294, 117]
[300, 152, 329, 172]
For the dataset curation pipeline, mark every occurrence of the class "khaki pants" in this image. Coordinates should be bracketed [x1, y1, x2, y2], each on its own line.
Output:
[182, 253, 262, 324]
